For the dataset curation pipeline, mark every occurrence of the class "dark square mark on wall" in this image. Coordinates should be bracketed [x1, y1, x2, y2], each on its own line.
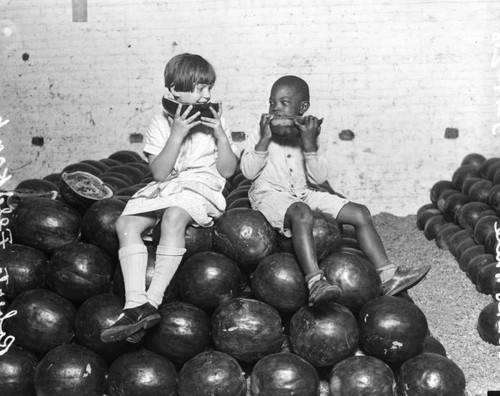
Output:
[232, 131, 246, 142]
[339, 130, 355, 141]
[129, 133, 143, 143]
[72, 0, 88, 22]
[444, 128, 459, 139]
[31, 137, 44, 146]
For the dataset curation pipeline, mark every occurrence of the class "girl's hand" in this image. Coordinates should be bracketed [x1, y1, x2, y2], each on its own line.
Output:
[295, 115, 320, 152]
[170, 103, 201, 139]
[201, 105, 225, 139]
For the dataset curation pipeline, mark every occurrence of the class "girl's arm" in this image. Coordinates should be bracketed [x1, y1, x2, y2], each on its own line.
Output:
[201, 107, 237, 179]
[215, 135, 238, 178]
[148, 134, 183, 181]
[149, 105, 201, 181]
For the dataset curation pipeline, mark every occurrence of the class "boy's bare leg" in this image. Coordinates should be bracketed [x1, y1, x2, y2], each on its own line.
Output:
[336, 203, 390, 270]
[284, 202, 317, 274]
[284, 202, 342, 304]
[336, 202, 430, 296]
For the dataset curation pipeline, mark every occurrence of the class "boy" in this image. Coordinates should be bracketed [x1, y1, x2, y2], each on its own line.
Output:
[240, 75, 430, 305]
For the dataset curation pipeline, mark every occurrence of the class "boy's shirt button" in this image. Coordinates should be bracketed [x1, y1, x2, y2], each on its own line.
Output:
[287, 154, 292, 158]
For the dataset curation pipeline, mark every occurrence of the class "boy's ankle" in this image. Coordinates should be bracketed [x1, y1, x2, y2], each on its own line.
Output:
[305, 269, 325, 285]
[308, 276, 342, 305]
[377, 264, 397, 283]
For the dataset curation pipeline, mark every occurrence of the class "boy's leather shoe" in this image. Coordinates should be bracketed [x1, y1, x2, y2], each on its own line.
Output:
[100, 303, 160, 343]
[308, 277, 342, 305]
[382, 265, 431, 296]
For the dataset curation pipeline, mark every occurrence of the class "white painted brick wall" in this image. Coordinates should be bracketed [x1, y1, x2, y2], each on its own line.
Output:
[1, 0, 499, 215]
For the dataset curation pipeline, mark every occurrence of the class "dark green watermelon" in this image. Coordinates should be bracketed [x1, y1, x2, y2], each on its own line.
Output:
[10, 197, 82, 252]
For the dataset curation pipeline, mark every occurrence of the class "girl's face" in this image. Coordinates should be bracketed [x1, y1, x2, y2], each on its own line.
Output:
[171, 83, 212, 104]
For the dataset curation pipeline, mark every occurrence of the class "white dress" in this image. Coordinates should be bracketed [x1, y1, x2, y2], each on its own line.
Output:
[121, 111, 234, 227]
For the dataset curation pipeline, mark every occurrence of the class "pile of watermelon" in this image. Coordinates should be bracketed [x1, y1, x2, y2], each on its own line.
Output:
[417, 153, 500, 346]
[0, 150, 467, 395]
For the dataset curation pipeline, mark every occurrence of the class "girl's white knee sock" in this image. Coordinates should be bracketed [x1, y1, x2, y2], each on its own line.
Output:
[118, 244, 148, 309]
[146, 245, 186, 308]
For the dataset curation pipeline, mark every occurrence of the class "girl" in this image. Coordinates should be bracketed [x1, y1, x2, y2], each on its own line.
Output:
[101, 53, 237, 343]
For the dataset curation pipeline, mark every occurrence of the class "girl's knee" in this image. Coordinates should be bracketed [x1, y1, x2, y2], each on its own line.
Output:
[116, 215, 152, 239]
[115, 216, 130, 234]
[161, 207, 190, 232]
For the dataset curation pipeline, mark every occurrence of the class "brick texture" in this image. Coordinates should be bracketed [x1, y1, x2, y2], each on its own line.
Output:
[1, 0, 499, 215]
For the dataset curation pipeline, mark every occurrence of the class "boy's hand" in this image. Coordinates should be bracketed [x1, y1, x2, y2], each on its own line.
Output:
[201, 105, 225, 139]
[255, 113, 273, 152]
[259, 113, 273, 141]
[171, 103, 201, 139]
[295, 115, 320, 152]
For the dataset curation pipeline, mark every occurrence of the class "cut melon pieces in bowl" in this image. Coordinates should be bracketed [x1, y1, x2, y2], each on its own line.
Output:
[59, 171, 114, 213]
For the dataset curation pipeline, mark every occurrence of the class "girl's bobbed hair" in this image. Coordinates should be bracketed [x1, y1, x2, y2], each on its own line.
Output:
[164, 53, 216, 92]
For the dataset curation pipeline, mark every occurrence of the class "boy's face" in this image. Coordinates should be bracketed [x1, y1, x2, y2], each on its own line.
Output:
[171, 83, 212, 104]
[268, 83, 309, 116]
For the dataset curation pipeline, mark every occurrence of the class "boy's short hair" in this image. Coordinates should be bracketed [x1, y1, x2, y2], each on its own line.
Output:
[272, 75, 310, 102]
[164, 53, 216, 92]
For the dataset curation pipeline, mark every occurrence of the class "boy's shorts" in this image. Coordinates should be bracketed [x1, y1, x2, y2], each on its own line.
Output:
[250, 189, 350, 238]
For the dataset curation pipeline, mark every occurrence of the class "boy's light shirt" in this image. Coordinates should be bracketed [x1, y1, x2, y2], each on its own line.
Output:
[240, 126, 329, 194]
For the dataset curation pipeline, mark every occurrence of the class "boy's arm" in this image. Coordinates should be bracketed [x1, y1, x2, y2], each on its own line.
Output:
[240, 114, 272, 180]
[305, 151, 330, 185]
[295, 115, 330, 185]
[240, 145, 268, 180]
